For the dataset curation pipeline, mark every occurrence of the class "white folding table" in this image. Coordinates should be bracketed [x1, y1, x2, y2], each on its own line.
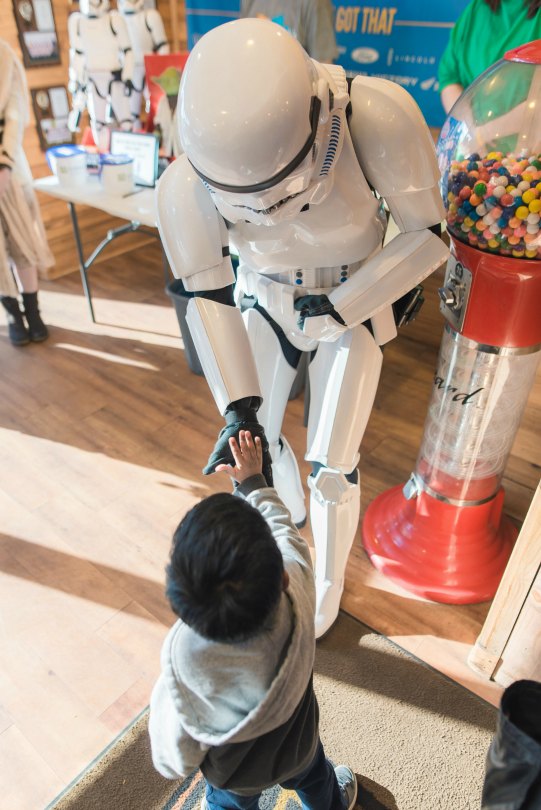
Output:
[34, 175, 168, 322]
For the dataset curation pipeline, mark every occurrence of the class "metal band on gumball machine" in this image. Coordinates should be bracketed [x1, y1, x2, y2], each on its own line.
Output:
[402, 472, 500, 508]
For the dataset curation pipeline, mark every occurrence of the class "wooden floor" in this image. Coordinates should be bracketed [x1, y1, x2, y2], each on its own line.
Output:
[1, 243, 539, 810]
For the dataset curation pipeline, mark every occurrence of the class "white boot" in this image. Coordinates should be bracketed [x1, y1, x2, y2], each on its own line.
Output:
[270, 435, 307, 527]
[308, 467, 360, 638]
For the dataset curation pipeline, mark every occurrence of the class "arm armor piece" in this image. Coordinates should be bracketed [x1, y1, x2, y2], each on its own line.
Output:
[157, 155, 235, 292]
[186, 298, 262, 415]
[146, 9, 169, 54]
[329, 230, 449, 329]
[68, 13, 86, 87]
[349, 76, 446, 232]
[110, 10, 134, 81]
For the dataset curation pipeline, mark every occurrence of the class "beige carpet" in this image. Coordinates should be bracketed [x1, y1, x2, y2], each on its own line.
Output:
[47, 613, 497, 810]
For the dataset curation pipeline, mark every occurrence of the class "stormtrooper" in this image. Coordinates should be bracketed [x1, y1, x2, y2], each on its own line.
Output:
[68, 0, 134, 150]
[117, 0, 169, 129]
[157, 19, 449, 637]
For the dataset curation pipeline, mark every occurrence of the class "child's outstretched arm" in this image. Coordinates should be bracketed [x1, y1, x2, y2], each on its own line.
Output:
[218, 431, 315, 588]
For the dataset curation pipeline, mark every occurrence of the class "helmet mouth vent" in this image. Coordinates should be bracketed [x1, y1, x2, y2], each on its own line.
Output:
[233, 192, 302, 216]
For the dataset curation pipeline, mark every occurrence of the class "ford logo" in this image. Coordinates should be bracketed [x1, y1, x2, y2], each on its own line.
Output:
[350, 47, 379, 65]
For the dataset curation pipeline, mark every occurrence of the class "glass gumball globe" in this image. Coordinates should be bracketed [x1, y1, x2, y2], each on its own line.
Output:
[437, 41, 541, 260]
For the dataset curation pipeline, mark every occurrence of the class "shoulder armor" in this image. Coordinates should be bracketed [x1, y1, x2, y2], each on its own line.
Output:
[157, 155, 234, 289]
[348, 75, 439, 197]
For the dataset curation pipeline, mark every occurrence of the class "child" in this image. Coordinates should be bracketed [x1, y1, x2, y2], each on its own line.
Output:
[149, 430, 358, 809]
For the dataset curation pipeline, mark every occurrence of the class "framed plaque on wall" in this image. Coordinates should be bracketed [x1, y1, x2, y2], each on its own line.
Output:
[12, 0, 61, 67]
[31, 86, 73, 150]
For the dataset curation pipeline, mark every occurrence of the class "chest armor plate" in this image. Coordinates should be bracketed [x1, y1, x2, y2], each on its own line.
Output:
[230, 133, 386, 275]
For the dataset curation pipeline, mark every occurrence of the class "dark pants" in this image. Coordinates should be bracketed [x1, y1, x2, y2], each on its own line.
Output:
[204, 739, 345, 809]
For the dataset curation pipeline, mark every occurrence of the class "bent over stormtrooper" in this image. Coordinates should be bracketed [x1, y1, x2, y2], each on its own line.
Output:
[68, 0, 134, 150]
[157, 19, 449, 637]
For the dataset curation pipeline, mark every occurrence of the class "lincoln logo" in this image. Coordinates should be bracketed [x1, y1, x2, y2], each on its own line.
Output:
[434, 375, 484, 404]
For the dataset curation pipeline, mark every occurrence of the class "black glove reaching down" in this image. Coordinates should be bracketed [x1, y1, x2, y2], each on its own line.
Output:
[203, 397, 273, 487]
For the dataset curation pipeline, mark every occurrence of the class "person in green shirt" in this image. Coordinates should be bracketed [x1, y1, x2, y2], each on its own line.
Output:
[438, 0, 541, 113]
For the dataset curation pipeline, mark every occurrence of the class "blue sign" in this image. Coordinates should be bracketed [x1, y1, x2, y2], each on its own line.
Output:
[185, 1, 470, 127]
[334, 1, 469, 128]
[185, 2, 240, 48]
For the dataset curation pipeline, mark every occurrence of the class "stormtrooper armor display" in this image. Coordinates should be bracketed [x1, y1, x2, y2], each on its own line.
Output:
[117, 0, 169, 128]
[157, 19, 450, 637]
[68, 0, 134, 150]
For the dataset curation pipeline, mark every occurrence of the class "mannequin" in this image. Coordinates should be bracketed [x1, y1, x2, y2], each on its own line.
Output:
[68, 0, 134, 150]
[117, 0, 169, 128]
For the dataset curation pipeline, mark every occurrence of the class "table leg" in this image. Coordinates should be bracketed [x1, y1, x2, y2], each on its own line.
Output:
[68, 202, 96, 322]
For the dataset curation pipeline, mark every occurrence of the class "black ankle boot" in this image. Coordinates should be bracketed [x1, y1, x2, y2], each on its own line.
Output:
[0, 295, 30, 346]
[482, 680, 541, 809]
[22, 291, 49, 342]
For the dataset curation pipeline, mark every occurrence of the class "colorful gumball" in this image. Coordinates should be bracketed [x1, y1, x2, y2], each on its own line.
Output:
[444, 151, 541, 258]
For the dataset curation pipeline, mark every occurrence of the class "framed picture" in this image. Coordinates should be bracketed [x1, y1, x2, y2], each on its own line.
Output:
[12, 0, 60, 67]
[31, 86, 73, 151]
[109, 130, 159, 187]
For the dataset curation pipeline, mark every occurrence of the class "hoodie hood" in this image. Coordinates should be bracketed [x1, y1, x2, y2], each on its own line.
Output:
[162, 570, 315, 747]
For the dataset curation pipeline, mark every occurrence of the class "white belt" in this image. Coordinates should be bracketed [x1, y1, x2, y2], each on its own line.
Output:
[236, 266, 322, 351]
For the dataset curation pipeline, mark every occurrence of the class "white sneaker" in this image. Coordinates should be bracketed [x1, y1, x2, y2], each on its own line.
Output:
[335, 764, 358, 809]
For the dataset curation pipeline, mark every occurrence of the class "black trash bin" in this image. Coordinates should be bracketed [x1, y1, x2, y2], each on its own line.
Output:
[166, 279, 203, 376]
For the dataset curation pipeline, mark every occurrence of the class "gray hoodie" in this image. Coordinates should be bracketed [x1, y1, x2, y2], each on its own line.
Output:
[240, 0, 338, 63]
[148, 478, 317, 794]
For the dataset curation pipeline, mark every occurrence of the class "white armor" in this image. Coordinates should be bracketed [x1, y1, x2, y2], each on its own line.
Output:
[117, 0, 169, 127]
[68, 0, 134, 150]
[157, 19, 449, 637]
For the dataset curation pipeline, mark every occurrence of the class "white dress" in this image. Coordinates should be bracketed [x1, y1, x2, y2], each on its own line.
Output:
[0, 39, 54, 297]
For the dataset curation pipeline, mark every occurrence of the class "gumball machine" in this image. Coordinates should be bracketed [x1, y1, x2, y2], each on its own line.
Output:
[362, 41, 541, 603]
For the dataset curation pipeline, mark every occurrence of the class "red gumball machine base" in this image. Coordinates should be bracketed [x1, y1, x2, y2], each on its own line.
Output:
[360, 233, 541, 604]
[364, 42, 541, 606]
[362, 484, 517, 603]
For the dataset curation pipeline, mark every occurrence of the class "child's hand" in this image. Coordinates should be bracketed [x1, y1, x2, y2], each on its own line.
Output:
[215, 430, 263, 484]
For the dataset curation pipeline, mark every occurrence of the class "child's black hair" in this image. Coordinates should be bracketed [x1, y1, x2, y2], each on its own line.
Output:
[166, 492, 285, 642]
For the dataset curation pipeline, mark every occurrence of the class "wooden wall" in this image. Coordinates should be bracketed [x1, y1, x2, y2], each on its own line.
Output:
[2, 0, 186, 280]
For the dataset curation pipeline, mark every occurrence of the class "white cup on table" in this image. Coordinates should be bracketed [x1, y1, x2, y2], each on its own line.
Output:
[46, 145, 88, 186]
[99, 154, 135, 196]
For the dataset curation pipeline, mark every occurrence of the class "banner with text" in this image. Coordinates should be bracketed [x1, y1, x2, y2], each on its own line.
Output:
[185, 2, 470, 127]
[334, 2, 469, 127]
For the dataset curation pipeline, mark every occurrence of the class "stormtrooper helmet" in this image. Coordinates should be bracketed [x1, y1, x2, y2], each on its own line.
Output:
[177, 18, 347, 225]
[79, 0, 110, 17]
[117, 0, 145, 13]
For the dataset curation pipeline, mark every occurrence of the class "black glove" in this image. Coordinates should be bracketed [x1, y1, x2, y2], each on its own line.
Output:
[203, 397, 273, 486]
[294, 293, 346, 332]
[392, 285, 425, 328]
